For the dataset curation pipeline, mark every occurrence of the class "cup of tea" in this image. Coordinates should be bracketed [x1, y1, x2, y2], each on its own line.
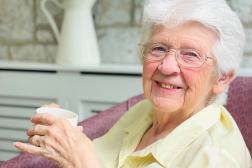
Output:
[36, 107, 78, 126]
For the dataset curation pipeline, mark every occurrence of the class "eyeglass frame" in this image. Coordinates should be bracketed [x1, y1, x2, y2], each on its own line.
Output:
[139, 42, 216, 68]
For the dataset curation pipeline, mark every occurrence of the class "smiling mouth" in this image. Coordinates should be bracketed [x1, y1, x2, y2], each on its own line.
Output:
[156, 81, 183, 89]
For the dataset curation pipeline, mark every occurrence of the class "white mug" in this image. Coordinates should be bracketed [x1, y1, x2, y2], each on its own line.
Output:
[36, 107, 78, 127]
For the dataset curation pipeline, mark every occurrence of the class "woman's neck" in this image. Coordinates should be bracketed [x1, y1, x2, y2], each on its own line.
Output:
[135, 110, 189, 151]
[135, 104, 207, 151]
[151, 109, 189, 135]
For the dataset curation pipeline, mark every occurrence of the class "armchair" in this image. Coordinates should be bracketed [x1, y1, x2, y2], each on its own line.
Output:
[0, 77, 251, 168]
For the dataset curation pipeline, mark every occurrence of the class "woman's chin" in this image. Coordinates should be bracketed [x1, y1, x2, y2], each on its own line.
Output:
[151, 95, 183, 113]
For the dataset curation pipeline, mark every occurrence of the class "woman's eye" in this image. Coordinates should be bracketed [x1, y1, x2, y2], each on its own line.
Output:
[181, 50, 200, 58]
[180, 50, 201, 63]
[149, 46, 167, 57]
[152, 46, 166, 52]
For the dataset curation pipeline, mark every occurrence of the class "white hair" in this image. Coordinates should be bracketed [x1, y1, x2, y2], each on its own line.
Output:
[142, 0, 246, 105]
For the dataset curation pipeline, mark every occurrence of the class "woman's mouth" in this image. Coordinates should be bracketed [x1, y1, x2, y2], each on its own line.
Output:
[156, 81, 183, 89]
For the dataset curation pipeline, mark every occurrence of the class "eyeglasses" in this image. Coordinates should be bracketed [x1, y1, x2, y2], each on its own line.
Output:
[141, 42, 215, 68]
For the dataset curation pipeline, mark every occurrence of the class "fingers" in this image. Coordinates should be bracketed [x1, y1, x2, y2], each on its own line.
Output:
[28, 123, 67, 148]
[27, 134, 65, 156]
[31, 113, 57, 125]
[15, 140, 69, 167]
[14, 141, 48, 156]
[27, 124, 49, 136]
[28, 135, 43, 147]
[28, 117, 73, 149]
[28, 122, 70, 150]
[15, 141, 59, 163]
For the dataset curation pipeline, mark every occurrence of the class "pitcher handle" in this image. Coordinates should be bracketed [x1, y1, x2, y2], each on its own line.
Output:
[40, 0, 64, 42]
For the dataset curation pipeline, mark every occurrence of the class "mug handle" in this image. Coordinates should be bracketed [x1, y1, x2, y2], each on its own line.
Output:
[40, 0, 64, 42]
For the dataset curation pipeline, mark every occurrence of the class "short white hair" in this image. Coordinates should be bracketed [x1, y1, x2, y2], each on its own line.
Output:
[142, 0, 245, 73]
[142, 0, 246, 104]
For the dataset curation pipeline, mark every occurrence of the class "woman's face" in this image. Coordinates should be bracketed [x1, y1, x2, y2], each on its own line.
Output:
[143, 22, 220, 115]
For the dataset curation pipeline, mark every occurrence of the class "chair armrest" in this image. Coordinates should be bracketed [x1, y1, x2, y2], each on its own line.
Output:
[79, 94, 144, 140]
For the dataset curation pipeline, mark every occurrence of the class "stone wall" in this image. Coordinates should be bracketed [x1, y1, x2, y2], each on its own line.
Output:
[0, 0, 251, 67]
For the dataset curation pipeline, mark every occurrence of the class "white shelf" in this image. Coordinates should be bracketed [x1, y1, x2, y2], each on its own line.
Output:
[0, 61, 142, 74]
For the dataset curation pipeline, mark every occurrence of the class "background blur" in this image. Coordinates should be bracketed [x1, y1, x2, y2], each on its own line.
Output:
[0, 0, 251, 67]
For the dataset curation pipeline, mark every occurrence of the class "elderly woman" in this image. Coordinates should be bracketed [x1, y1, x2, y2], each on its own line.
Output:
[15, 0, 251, 167]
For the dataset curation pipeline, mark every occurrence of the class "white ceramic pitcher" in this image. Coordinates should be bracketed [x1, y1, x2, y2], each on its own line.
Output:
[41, 0, 100, 67]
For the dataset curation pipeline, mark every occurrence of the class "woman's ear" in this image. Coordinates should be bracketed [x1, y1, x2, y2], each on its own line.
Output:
[212, 70, 235, 95]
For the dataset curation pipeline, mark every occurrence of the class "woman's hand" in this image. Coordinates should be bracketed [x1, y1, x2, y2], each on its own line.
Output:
[14, 113, 101, 168]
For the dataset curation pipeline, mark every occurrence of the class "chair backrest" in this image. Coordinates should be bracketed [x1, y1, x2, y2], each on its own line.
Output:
[226, 76, 252, 155]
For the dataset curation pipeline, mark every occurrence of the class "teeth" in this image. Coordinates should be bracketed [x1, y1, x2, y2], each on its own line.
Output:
[160, 83, 178, 89]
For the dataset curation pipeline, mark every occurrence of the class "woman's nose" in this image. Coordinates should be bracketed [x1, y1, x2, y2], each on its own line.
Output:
[157, 52, 181, 75]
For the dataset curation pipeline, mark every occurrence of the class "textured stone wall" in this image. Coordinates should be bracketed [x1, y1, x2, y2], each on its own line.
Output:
[0, 0, 251, 67]
[228, 0, 252, 67]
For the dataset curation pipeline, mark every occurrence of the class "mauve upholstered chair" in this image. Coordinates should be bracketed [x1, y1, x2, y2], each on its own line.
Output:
[0, 76, 251, 168]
